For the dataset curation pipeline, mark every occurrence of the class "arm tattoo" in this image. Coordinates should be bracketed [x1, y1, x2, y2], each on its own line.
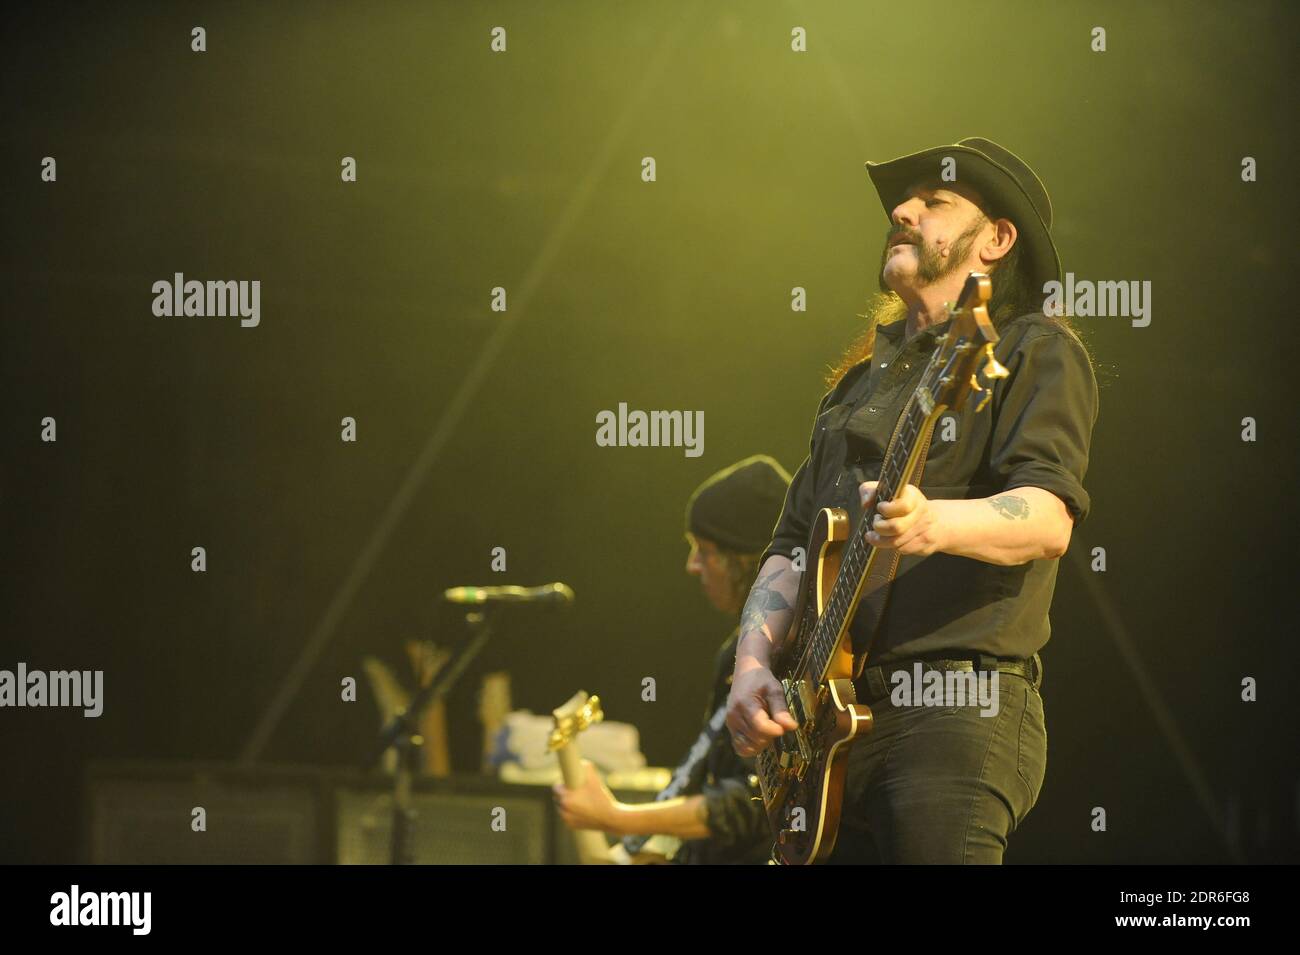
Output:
[739, 568, 793, 638]
[988, 494, 1030, 520]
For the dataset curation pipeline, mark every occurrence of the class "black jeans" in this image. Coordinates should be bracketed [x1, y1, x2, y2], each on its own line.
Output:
[825, 667, 1047, 864]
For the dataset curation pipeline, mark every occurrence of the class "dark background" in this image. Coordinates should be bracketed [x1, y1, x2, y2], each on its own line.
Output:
[2, 0, 1297, 864]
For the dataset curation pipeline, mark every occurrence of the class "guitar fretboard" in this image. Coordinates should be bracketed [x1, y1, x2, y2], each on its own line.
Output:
[802, 338, 949, 683]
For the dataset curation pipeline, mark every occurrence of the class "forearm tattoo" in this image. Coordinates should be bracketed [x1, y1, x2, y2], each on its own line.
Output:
[739, 567, 793, 639]
[988, 494, 1030, 520]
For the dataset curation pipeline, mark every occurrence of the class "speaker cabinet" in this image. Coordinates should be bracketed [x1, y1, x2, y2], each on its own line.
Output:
[86, 763, 328, 864]
[335, 788, 553, 864]
[84, 762, 608, 864]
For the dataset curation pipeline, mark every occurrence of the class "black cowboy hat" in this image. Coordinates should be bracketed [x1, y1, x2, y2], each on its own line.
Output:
[865, 137, 1062, 292]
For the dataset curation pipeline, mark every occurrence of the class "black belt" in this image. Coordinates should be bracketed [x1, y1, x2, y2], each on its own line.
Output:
[853, 651, 1043, 706]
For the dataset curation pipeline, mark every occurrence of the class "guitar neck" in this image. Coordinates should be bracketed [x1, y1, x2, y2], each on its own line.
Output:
[550, 691, 614, 864]
[807, 362, 947, 680]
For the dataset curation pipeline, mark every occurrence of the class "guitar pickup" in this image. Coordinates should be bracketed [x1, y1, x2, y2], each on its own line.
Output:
[775, 735, 794, 770]
[779, 678, 815, 767]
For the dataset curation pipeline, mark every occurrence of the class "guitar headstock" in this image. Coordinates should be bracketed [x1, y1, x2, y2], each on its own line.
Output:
[923, 272, 1009, 415]
[547, 690, 604, 751]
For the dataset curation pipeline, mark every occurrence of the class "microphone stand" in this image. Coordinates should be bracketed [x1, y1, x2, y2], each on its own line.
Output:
[369, 608, 498, 865]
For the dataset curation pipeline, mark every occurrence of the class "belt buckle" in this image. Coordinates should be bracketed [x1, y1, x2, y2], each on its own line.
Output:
[863, 665, 888, 703]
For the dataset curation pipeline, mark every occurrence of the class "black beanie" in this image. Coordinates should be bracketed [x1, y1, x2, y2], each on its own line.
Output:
[686, 455, 792, 555]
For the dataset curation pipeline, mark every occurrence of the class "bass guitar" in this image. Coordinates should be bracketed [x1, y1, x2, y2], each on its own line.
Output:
[757, 271, 1008, 864]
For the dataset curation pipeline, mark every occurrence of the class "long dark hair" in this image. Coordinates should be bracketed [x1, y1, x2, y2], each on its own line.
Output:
[719, 550, 762, 612]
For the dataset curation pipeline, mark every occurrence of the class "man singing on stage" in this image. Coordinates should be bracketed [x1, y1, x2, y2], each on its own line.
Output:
[726, 138, 1099, 863]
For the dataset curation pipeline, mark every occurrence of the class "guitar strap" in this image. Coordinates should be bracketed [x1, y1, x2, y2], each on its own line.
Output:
[850, 397, 939, 679]
[620, 701, 729, 857]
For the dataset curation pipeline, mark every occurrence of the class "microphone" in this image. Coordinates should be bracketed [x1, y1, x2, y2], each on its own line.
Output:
[443, 582, 575, 607]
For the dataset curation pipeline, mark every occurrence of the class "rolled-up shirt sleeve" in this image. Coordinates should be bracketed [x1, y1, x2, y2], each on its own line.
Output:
[987, 326, 1099, 525]
[761, 454, 814, 565]
[760, 390, 835, 565]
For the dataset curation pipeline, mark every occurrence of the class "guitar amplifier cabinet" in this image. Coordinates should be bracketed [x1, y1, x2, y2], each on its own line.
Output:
[85, 761, 330, 864]
[84, 762, 656, 864]
[335, 787, 553, 865]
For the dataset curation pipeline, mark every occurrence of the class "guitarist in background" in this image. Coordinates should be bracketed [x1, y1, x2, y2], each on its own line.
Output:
[727, 138, 1099, 863]
[554, 455, 790, 864]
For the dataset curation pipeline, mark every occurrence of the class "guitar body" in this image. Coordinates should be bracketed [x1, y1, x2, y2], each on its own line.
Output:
[761, 506, 876, 865]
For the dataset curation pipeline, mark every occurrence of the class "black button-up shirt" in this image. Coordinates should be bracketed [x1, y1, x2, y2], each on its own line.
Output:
[761, 311, 1099, 664]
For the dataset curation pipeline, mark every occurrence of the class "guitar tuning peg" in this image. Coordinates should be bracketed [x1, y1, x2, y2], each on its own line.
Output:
[968, 373, 994, 411]
[983, 344, 1009, 381]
